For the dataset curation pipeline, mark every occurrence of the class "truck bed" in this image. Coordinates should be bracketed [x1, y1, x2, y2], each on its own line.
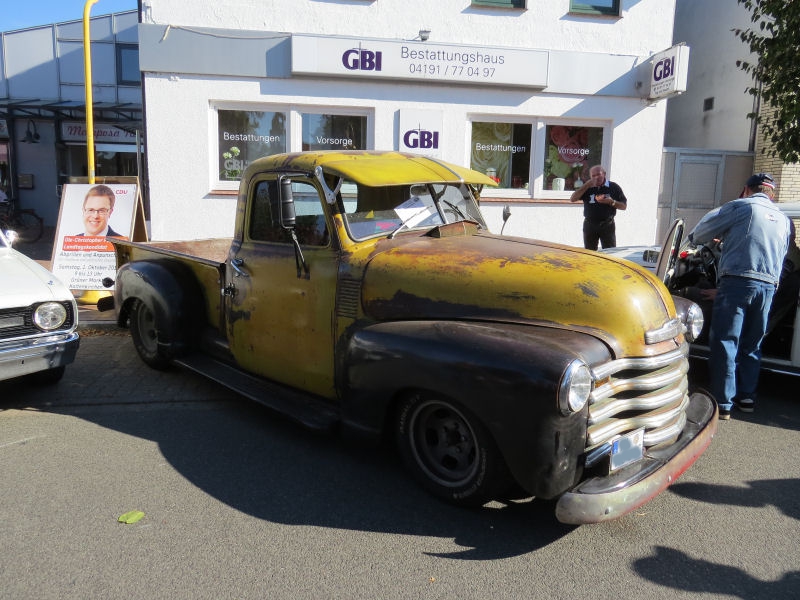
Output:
[111, 237, 233, 331]
[113, 237, 233, 266]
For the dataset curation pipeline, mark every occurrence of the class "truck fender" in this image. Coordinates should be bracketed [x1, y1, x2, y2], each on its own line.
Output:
[341, 320, 611, 498]
[114, 259, 206, 354]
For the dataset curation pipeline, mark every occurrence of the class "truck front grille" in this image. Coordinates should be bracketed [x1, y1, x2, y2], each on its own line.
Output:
[584, 343, 691, 467]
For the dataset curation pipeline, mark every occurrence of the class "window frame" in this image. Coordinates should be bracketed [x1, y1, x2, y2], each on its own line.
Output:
[569, 1, 621, 17]
[115, 43, 140, 86]
[469, 116, 611, 201]
[471, 0, 526, 8]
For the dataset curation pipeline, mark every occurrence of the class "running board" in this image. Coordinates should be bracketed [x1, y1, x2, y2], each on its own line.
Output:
[174, 353, 339, 432]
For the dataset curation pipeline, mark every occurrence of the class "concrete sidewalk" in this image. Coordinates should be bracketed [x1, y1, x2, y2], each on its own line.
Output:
[16, 226, 118, 329]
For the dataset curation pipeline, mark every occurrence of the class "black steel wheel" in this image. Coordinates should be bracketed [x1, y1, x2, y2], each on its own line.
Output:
[396, 392, 511, 506]
[10, 210, 43, 243]
[129, 298, 173, 370]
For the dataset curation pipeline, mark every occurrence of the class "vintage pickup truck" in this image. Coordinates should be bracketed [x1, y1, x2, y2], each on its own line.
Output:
[101, 150, 717, 524]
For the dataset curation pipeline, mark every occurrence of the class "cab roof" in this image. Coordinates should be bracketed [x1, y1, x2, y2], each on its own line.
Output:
[245, 150, 499, 188]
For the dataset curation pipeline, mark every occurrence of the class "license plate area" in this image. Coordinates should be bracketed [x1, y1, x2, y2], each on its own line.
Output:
[610, 428, 644, 471]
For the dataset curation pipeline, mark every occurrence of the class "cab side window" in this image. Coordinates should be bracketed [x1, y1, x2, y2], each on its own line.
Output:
[250, 180, 329, 246]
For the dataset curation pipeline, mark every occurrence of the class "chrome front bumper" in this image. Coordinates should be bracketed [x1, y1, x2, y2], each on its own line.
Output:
[555, 389, 717, 525]
[0, 331, 80, 382]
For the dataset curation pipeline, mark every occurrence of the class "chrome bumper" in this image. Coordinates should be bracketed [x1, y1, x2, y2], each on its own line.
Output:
[0, 332, 80, 382]
[555, 389, 717, 525]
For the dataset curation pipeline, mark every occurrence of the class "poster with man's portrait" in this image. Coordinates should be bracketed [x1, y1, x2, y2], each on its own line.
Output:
[51, 183, 138, 290]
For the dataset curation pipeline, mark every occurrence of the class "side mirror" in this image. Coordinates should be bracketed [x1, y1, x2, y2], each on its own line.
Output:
[500, 205, 512, 235]
[279, 177, 296, 229]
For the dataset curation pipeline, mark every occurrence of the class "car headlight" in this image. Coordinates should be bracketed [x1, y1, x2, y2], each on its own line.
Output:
[683, 301, 704, 342]
[33, 302, 68, 331]
[558, 359, 594, 415]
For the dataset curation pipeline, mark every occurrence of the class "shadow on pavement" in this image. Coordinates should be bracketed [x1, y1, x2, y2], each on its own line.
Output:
[634, 546, 800, 599]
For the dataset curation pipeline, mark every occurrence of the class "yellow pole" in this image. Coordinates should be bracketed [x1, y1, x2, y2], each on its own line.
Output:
[83, 0, 100, 184]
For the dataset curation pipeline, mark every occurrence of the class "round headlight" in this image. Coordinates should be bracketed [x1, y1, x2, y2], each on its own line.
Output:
[683, 301, 704, 342]
[34, 302, 68, 331]
[559, 360, 594, 415]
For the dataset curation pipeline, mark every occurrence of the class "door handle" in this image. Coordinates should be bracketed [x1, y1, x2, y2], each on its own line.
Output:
[231, 257, 249, 278]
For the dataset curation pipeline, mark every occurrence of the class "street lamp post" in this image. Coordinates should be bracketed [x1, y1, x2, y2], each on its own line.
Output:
[83, 0, 100, 184]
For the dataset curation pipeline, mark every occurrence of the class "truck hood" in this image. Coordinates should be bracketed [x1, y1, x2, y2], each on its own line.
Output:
[360, 232, 678, 358]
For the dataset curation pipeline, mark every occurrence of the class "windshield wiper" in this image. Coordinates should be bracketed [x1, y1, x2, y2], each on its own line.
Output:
[441, 200, 482, 229]
[388, 207, 431, 239]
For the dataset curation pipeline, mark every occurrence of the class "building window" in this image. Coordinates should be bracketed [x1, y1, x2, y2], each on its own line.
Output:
[544, 125, 604, 191]
[472, 0, 525, 7]
[116, 44, 140, 86]
[217, 110, 287, 182]
[471, 122, 532, 189]
[301, 113, 367, 150]
[543, 125, 603, 191]
[569, 1, 620, 16]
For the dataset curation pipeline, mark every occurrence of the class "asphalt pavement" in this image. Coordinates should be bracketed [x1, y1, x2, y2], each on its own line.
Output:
[3, 232, 800, 598]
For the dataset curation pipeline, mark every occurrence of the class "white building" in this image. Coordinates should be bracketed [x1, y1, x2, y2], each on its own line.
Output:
[138, 0, 683, 246]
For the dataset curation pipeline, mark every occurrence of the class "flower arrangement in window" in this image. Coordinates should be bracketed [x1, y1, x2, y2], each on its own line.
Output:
[221, 146, 243, 179]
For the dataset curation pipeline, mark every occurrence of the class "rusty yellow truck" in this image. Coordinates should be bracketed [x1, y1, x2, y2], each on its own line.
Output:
[102, 150, 717, 524]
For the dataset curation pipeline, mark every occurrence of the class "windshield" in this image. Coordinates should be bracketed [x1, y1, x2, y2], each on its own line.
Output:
[340, 181, 486, 241]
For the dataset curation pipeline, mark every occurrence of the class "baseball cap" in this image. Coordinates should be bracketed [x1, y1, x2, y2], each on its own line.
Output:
[745, 172, 775, 190]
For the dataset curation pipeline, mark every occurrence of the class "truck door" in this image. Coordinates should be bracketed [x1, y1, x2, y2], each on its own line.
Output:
[225, 176, 338, 399]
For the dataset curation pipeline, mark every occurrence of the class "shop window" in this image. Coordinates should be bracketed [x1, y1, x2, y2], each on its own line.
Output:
[301, 114, 367, 151]
[472, 0, 526, 7]
[217, 110, 287, 182]
[116, 44, 140, 86]
[569, 0, 620, 16]
[470, 122, 532, 189]
[543, 125, 604, 192]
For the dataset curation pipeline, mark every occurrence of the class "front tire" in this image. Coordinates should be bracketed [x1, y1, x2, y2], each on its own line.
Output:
[129, 298, 174, 370]
[395, 392, 511, 507]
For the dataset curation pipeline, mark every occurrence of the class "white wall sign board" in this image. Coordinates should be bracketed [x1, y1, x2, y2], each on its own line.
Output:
[292, 35, 549, 88]
[649, 44, 690, 100]
[398, 109, 444, 157]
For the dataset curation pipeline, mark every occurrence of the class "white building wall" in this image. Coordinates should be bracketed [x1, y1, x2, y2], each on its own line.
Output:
[666, 0, 755, 151]
[140, 0, 678, 247]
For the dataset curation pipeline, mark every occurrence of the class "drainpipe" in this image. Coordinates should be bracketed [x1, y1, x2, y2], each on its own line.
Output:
[83, 0, 99, 184]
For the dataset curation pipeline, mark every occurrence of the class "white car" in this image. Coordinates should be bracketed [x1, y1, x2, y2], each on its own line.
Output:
[0, 229, 80, 384]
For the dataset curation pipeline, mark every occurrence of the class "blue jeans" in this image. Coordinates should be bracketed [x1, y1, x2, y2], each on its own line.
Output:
[708, 276, 776, 410]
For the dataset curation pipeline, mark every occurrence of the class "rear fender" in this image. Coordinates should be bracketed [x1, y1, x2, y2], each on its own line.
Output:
[341, 320, 611, 498]
[114, 259, 206, 352]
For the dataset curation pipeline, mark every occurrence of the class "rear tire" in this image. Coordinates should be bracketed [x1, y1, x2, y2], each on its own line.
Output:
[395, 391, 512, 507]
[129, 298, 174, 370]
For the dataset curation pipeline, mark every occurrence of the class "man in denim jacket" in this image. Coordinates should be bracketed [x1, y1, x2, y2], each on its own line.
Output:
[689, 173, 791, 419]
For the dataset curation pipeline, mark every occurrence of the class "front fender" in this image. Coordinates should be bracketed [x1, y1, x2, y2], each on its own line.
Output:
[114, 259, 206, 351]
[342, 320, 612, 498]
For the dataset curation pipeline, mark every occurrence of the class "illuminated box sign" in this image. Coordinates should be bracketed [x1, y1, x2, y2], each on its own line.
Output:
[292, 35, 549, 88]
[649, 44, 690, 100]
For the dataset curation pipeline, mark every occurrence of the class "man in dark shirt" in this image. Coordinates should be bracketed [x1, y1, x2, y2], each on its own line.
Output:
[570, 164, 628, 250]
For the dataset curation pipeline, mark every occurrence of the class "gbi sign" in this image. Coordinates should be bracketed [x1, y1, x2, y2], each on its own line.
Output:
[648, 44, 690, 101]
[403, 128, 439, 150]
[342, 47, 383, 71]
[653, 56, 674, 82]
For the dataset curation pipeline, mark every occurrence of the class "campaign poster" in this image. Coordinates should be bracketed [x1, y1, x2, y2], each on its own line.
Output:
[51, 183, 138, 291]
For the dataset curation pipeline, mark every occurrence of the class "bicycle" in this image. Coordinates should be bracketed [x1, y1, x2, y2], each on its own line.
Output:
[0, 197, 44, 243]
